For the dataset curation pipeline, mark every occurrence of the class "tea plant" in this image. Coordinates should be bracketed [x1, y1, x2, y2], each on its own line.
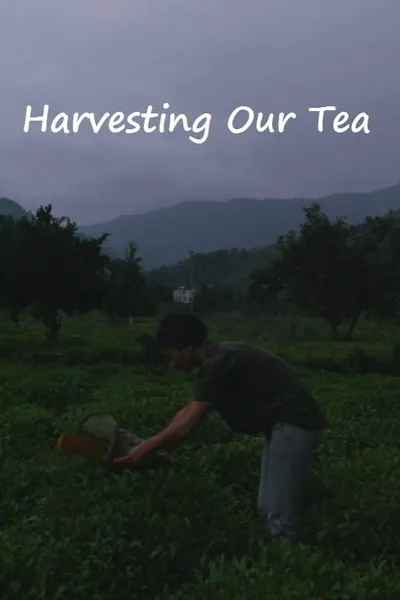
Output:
[1, 314, 399, 599]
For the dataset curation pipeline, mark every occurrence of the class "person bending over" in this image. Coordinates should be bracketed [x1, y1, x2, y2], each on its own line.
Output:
[115, 314, 325, 540]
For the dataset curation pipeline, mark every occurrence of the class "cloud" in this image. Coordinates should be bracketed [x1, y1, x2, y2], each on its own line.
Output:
[0, 0, 399, 223]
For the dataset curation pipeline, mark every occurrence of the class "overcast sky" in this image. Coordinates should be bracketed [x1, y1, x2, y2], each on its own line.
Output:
[0, 0, 399, 224]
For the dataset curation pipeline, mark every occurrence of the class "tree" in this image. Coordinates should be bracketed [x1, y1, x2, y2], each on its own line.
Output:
[249, 263, 288, 314]
[0, 205, 109, 339]
[249, 204, 400, 339]
[194, 282, 238, 314]
[103, 241, 148, 322]
[0, 215, 31, 322]
[354, 212, 400, 320]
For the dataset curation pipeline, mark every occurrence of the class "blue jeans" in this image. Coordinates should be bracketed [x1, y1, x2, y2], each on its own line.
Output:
[257, 422, 322, 540]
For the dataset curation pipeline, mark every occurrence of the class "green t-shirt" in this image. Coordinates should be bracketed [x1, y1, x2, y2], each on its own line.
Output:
[194, 341, 325, 435]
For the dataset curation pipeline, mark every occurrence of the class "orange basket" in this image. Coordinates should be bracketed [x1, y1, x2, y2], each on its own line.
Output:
[57, 433, 108, 461]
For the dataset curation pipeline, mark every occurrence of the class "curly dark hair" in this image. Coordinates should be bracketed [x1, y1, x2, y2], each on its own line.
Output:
[156, 314, 208, 349]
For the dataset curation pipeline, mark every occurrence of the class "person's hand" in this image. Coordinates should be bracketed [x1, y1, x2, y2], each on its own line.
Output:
[113, 443, 150, 465]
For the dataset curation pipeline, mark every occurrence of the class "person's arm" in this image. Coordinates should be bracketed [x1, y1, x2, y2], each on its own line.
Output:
[146, 401, 209, 451]
[165, 402, 201, 429]
[113, 401, 209, 464]
[114, 353, 232, 465]
[137, 353, 231, 458]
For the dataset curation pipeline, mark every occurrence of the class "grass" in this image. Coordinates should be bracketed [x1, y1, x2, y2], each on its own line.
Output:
[1, 312, 400, 599]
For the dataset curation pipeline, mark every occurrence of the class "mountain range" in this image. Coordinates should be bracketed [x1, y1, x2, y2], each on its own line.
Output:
[2, 182, 400, 269]
[79, 182, 400, 268]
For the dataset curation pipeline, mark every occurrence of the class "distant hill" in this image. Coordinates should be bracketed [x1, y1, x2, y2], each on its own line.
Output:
[147, 245, 279, 291]
[0, 197, 30, 219]
[79, 183, 400, 269]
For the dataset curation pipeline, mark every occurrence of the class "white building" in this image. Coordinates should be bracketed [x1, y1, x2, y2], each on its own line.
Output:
[173, 286, 196, 304]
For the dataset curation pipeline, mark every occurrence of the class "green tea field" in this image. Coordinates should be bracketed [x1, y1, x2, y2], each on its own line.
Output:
[1, 314, 399, 599]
